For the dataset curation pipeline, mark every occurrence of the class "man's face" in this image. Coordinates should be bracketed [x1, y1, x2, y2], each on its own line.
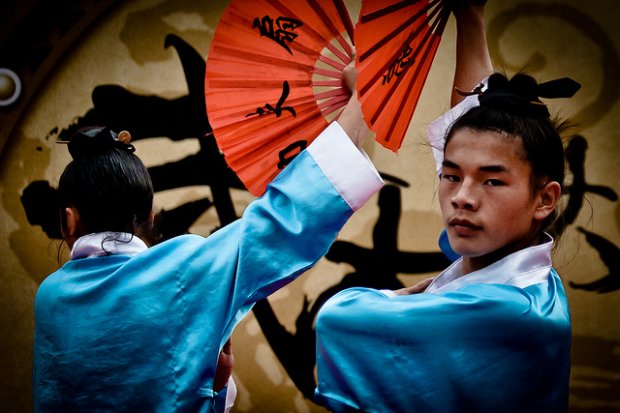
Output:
[439, 128, 539, 261]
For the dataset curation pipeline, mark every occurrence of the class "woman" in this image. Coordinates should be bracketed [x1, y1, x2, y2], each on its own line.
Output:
[33, 86, 382, 411]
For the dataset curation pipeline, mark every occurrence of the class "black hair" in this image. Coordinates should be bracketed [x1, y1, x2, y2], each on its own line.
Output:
[445, 73, 577, 238]
[58, 127, 159, 246]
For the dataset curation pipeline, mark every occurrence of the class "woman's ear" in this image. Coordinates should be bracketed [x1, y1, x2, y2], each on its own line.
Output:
[61, 207, 81, 248]
[533, 181, 562, 221]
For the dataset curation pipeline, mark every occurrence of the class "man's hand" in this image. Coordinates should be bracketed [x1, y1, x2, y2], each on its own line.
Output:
[337, 54, 371, 148]
[393, 277, 434, 296]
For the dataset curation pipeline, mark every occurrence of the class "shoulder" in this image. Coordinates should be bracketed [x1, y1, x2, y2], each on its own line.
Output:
[319, 287, 393, 315]
[316, 287, 402, 336]
[449, 281, 570, 336]
[36, 269, 65, 306]
[318, 282, 568, 333]
[151, 233, 205, 248]
[140, 234, 211, 260]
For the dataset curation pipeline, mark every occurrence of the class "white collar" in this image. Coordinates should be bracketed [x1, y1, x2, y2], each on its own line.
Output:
[425, 234, 554, 294]
[70, 232, 148, 260]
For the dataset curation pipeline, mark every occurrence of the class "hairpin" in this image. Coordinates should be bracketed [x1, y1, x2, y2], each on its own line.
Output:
[459, 74, 581, 118]
[56, 127, 135, 159]
[427, 73, 580, 175]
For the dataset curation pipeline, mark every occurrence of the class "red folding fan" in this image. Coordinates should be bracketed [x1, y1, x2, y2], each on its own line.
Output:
[205, 0, 355, 196]
[355, 0, 452, 152]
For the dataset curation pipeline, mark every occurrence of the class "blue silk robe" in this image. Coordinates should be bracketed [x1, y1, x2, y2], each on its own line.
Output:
[315, 237, 571, 413]
[33, 122, 383, 413]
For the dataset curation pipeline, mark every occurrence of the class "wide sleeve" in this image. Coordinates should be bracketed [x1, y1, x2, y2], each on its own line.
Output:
[314, 281, 570, 413]
[223, 121, 382, 301]
[143, 121, 383, 347]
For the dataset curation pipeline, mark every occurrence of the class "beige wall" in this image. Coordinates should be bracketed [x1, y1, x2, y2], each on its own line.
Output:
[1, 1, 619, 411]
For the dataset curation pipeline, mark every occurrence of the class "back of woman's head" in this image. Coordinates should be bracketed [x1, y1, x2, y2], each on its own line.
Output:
[446, 73, 580, 237]
[58, 127, 155, 241]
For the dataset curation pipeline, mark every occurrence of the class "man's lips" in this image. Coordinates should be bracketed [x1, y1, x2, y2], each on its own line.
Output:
[448, 218, 482, 232]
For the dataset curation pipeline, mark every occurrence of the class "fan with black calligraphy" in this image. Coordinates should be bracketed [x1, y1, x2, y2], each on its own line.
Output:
[355, 0, 453, 152]
[205, 0, 355, 196]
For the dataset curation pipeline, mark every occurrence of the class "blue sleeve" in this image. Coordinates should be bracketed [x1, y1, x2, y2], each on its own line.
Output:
[315, 280, 570, 412]
[140, 123, 382, 346]
[225, 147, 356, 302]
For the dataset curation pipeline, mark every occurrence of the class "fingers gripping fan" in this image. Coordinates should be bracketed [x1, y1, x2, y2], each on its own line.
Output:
[205, 0, 355, 196]
[356, 0, 452, 152]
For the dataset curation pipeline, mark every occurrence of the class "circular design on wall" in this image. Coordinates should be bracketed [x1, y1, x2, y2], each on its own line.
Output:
[0, 68, 22, 107]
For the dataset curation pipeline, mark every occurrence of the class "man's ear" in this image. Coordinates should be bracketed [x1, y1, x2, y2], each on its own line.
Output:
[61, 207, 81, 248]
[534, 181, 562, 221]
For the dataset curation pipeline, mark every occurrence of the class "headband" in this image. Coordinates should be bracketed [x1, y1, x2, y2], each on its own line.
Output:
[57, 127, 135, 160]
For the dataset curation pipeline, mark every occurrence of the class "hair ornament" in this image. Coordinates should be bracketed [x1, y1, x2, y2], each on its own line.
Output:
[453, 83, 485, 97]
[117, 130, 132, 144]
[461, 73, 581, 118]
[537, 77, 581, 99]
[427, 73, 580, 175]
[57, 127, 135, 160]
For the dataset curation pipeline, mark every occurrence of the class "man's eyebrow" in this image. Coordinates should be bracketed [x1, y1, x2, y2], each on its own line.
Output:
[442, 159, 510, 173]
[442, 160, 459, 169]
[479, 165, 510, 173]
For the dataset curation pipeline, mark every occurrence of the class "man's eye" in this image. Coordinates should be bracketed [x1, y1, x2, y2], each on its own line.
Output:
[442, 174, 460, 183]
[484, 179, 505, 186]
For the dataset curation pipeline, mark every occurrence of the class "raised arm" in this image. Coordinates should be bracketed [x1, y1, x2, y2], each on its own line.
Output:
[337, 57, 370, 148]
[451, 1, 493, 107]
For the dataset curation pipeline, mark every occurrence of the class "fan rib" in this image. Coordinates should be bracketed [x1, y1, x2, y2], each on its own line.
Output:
[315, 88, 348, 100]
[384, 33, 439, 142]
[358, 1, 433, 63]
[381, 6, 449, 145]
[265, 0, 336, 55]
[218, 103, 319, 151]
[208, 79, 312, 89]
[369, 18, 438, 126]
[231, 110, 324, 169]
[335, 33, 354, 60]
[319, 95, 349, 114]
[314, 67, 344, 79]
[307, 0, 346, 39]
[360, 0, 418, 23]
[307, 0, 354, 62]
[212, 45, 315, 72]
[370, 10, 446, 125]
[313, 79, 344, 87]
[359, 0, 445, 96]
[318, 54, 347, 71]
[333, 0, 355, 41]
[325, 42, 351, 65]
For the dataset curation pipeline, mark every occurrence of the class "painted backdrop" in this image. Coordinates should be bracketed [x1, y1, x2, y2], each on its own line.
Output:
[1, 0, 619, 412]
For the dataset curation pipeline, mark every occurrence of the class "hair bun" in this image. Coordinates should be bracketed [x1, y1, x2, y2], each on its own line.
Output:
[479, 73, 580, 118]
[64, 127, 135, 160]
